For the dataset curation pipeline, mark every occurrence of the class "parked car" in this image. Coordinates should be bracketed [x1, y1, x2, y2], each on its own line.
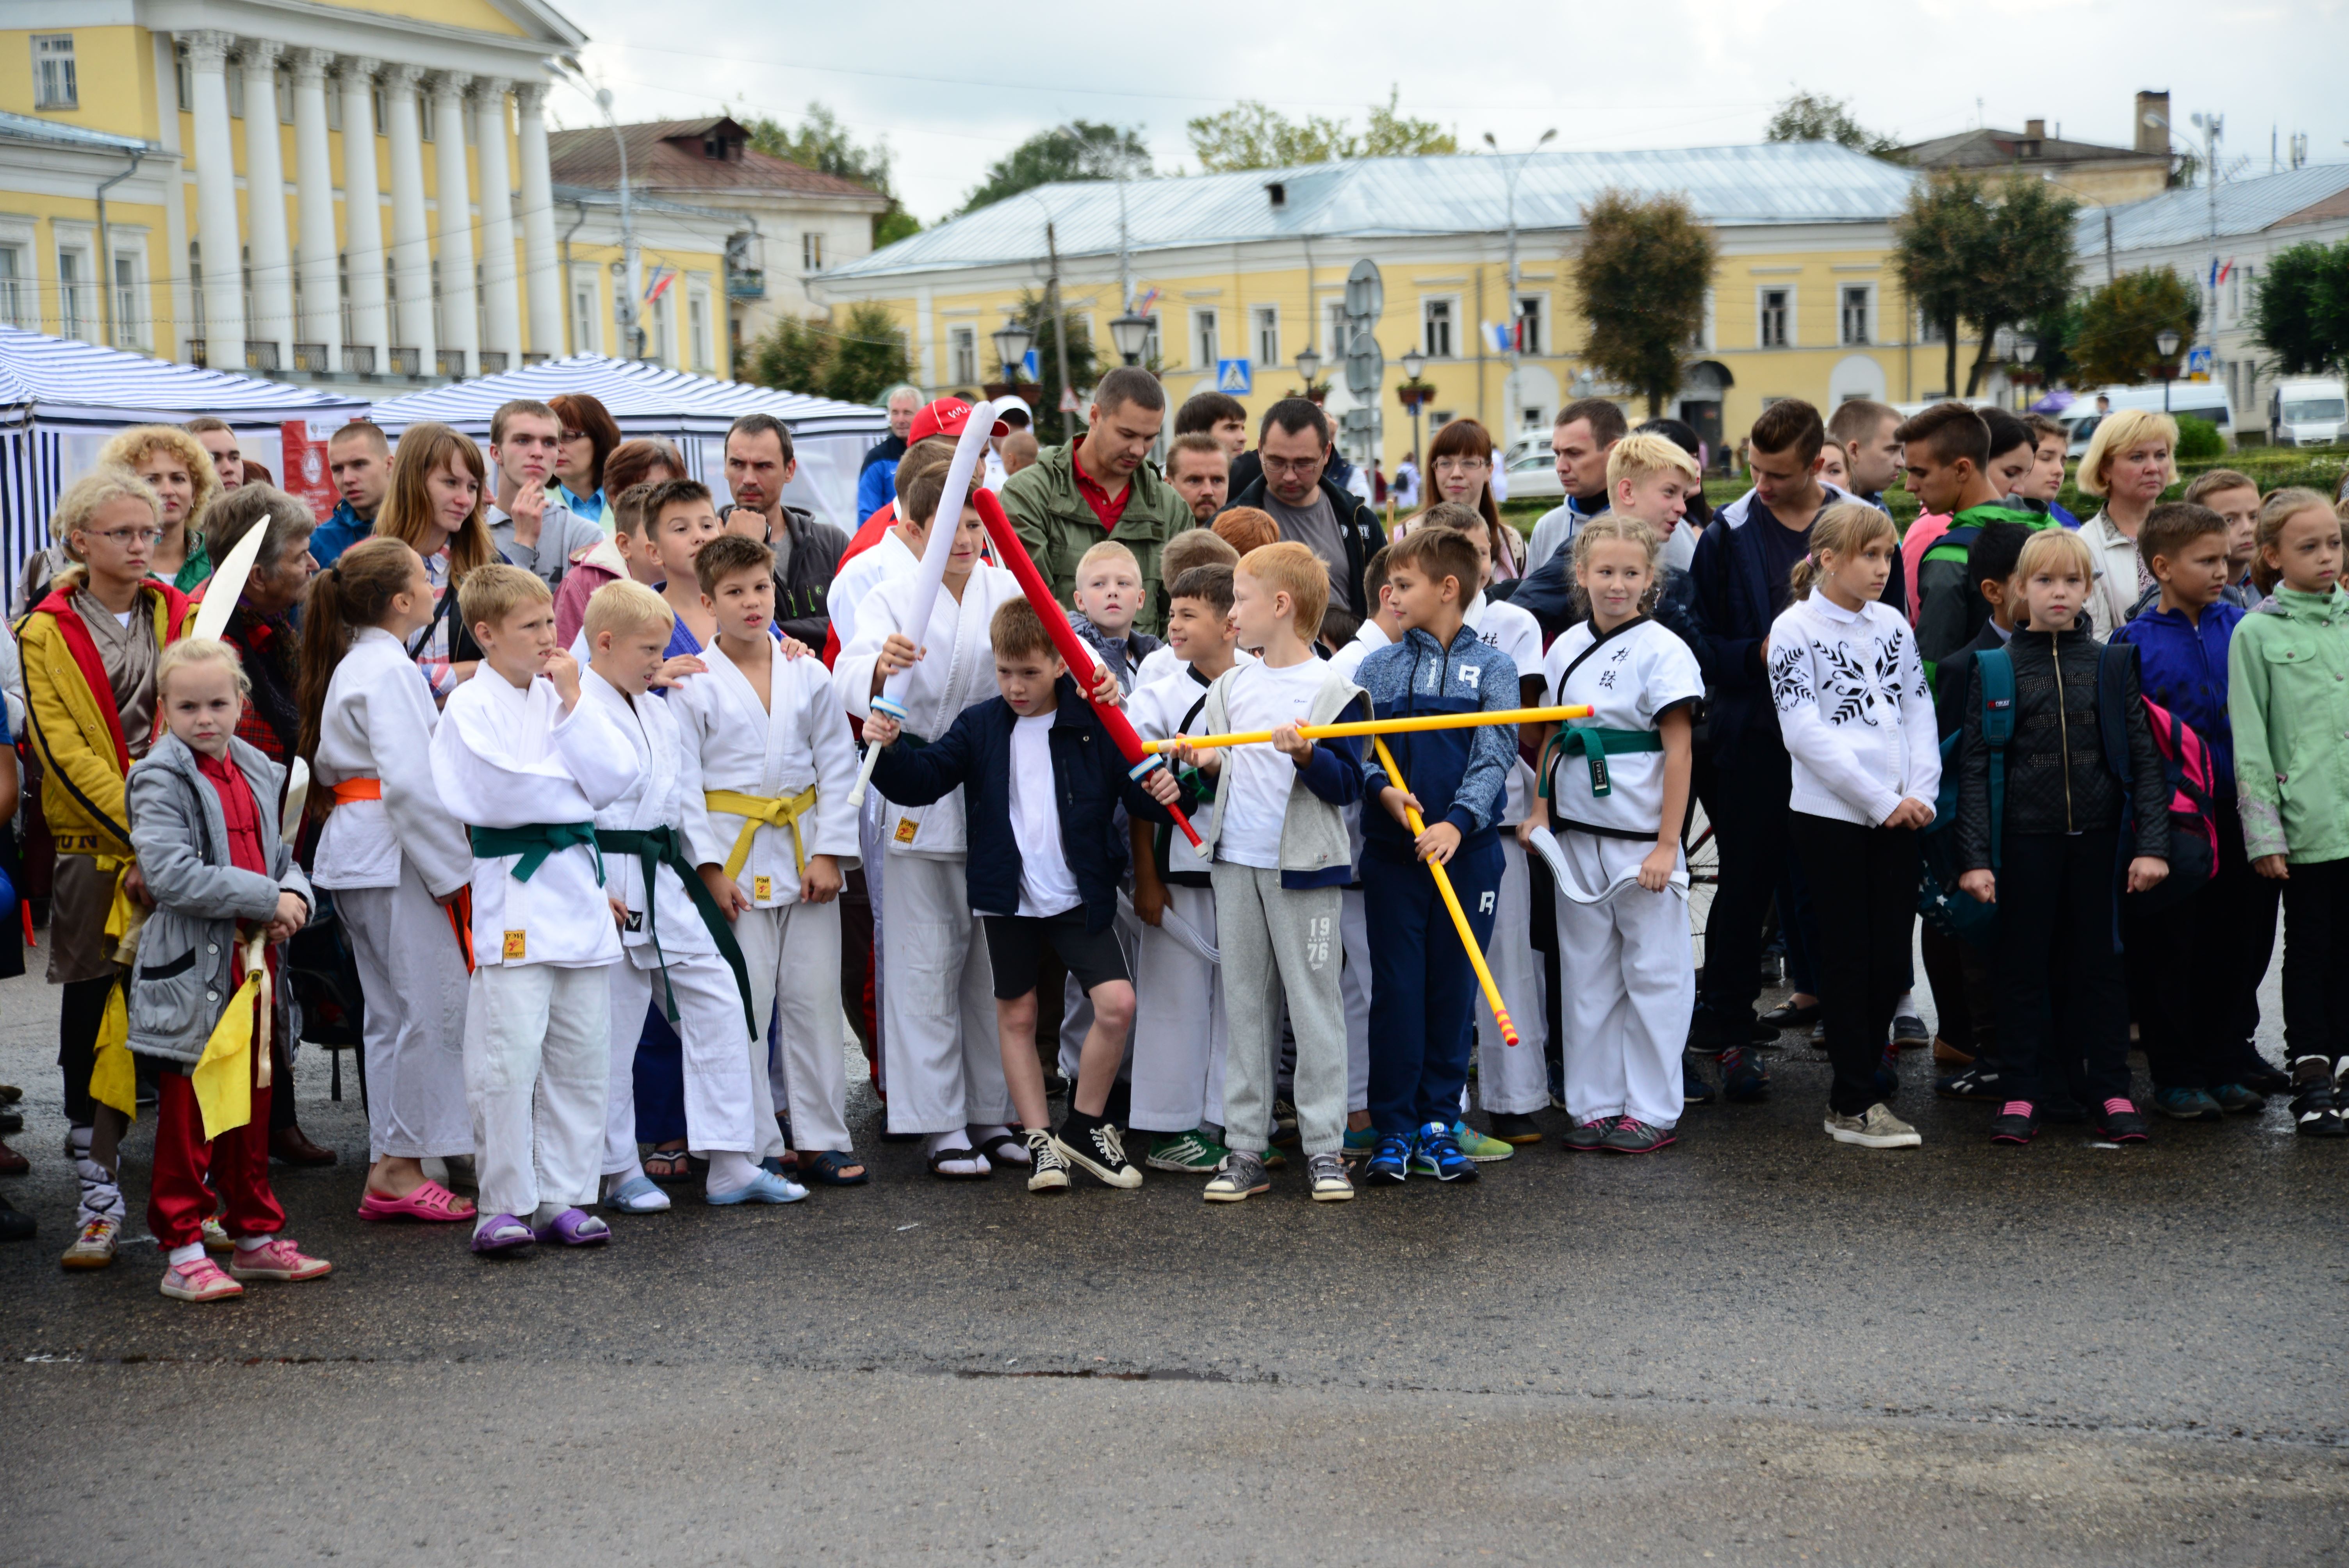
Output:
[1502, 449, 1563, 503]
[2061, 382, 2235, 456]
[2268, 377, 2348, 447]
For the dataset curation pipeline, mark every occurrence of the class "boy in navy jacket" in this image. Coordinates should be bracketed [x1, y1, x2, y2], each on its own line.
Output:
[865, 597, 1188, 1195]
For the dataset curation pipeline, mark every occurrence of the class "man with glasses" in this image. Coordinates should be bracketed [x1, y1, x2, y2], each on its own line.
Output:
[1219, 398, 1387, 618]
[485, 399, 605, 588]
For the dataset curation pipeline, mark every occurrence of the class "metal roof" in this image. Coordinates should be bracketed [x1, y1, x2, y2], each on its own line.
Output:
[2077, 163, 2349, 252]
[0, 109, 150, 155]
[825, 142, 1921, 282]
[0, 324, 365, 425]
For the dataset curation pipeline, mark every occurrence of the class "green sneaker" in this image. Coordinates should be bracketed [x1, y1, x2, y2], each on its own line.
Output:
[1146, 1129, 1230, 1173]
[1451, 1120, 1515, 1162]
[1342, 1125, 1379, 1156]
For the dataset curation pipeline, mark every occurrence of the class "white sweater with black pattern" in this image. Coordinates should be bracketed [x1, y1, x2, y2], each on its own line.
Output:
[1766, 592, 1941, 828]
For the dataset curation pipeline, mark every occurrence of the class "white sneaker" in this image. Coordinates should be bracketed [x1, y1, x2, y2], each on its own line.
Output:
[1025, 1129, 1070, 1194]
[1306, 1151, 1354, 1202]
[61, 1215, 121, 1270]
[1825, 1103, 1921, 1149]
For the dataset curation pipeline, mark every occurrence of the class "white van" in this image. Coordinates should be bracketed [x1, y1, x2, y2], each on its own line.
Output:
[2268, 377, 2347, 447]
[2060, 383, 2235, 457]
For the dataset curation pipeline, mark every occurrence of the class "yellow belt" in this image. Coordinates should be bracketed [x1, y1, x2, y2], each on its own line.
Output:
[705, 785, 819, 882]
[86, 854, 144, 1122]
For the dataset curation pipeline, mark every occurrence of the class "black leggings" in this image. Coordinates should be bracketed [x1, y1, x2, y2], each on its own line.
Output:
[1993, 831, 2132, 1108]
[57, 974, 118, 1129]
[2279, 857, 2349, 1064]
[1789, 813, 1918, 1116]
[2125, 813, 2279, 1088]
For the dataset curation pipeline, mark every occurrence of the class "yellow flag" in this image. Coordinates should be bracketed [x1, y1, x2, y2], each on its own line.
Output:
[87, 983, 135, 1120]
[190, 936, 271, 1143]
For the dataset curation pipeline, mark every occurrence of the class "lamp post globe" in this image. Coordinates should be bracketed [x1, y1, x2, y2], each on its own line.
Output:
[1109, 312, 1151, 367]
[992, 321, 1033, 383]
[1295, 346, 1322, 387]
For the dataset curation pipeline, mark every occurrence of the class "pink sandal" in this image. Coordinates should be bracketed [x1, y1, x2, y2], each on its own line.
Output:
[356, 1180, 476, 1224]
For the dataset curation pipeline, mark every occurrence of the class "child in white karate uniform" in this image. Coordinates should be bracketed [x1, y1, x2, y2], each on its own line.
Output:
[676, 533, 867, 1187]
[301, 537, 477, 1225]
[1523, 514, 1703, 1156]
[430, 564, 640, 1253]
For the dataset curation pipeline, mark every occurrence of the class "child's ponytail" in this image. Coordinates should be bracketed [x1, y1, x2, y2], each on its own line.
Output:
[296, 536, 422, 793]
[1790, 501, 1898, 601]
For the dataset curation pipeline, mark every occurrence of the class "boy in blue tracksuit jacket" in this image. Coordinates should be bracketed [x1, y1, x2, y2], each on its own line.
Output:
[1355, 526, 1520, 1183]
[864, 599, 1189, 1194]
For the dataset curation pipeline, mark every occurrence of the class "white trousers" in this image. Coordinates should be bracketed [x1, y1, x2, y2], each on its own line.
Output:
[1476, 836, 1554, 1115]
[465, 961, 610, 1219]
[1128, 884, 1226, 1133]
[859, 791, 888, 1095]
[337, 861, 471, 1162]
[603, 951, 764, 1174]
[879, 853, 1008, 1134]
[738, 898, 850, 1153]
[1556, 876, 1693, 1130]
[1340, 886, 1371, 1113]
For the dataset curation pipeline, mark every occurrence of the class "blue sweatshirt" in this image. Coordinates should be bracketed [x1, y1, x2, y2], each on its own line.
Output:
[1356, 622, 1518, 858]
[2110, 597, 2246, 792]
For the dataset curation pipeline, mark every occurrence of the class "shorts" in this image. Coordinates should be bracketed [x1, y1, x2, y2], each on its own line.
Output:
[982, 909, 1130, 1001]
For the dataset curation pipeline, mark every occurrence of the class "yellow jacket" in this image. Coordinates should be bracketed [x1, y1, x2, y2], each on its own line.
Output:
[18, 573, 189, 857]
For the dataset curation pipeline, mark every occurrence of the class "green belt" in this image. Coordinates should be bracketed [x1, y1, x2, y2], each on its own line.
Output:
[469, 821, 602, 884]
[595, 825, 756, 1038]
[1538, 726, 1663, 800]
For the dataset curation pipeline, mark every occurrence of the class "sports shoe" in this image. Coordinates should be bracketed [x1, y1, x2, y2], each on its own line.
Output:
[1720, 1046, 1770, 1103]
[1053, 1118, 1142, 1190]
[1269, 1098, 1301, 1147]
[1989, 1101, 2037, 1144]
[1682, 1057, 1716, 1106]
[1600, 1117, 1675, 1155]
[1487, 1111, 1543, 1145]
[1306, 1151, 1354, 1201]
[160, 1256, 243, 1302]
[2209, 1082, 2265, 1115]
[1451, 1120, 1515, 1162]
[1561, 1117, 1612, 1153]
[1892, 1013, 1931, 1050]
[1824, 1103, 1921, 1149]
[1364, 1133, 1413, 1184]
[1409, 1122, 1478, 1182]
[1759, 997, 1820, 1031]
[200, 1215, 233, 1253]
[226, 1237, 333, 1281]
[2153, 1086, 2222, 1122]
[60, 1215, 119, 1270]
[1146, 1129, 1229, 1173]
[1936, 1064, 2005, 1101]
[1203, 1149, 1270, 1202]
[2224, 1054, 2291, 1096]
[1933, 1035, 1975, 1066]
[2093, 1098, 2149, 1144]
[1025, 1129, 1071, 1194]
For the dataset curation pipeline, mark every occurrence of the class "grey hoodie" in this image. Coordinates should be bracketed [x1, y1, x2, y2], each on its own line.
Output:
[488, 495, 606, 589]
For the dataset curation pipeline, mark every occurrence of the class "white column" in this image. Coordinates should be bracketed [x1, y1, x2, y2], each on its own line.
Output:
[514, 82, 561, 360]
[472, 78, 521, 370]
[337, 57, 388, 372]
[181, 30, 246, 365]
[237, 39, 292, 368]
[381, 63, 434, 373]
[289, 48, 340, 367]
[429, 71, 478, 378]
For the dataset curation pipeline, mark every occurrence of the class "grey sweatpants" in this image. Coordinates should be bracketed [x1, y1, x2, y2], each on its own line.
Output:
[1212, 864, 1345, 1157]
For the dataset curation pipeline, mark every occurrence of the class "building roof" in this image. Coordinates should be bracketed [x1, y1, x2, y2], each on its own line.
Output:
[823, 141, 1921, 283]
[0, 324, 364, 426]
[547, 117, 884, 205]
[1901, 126, 2162, 171]
[2076, 164, 2349, 251]
[0, 109, 150, 155]
[366, 353, 887, 442]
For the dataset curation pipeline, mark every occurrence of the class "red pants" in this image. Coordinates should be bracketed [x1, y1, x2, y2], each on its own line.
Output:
[148, 1059, 283, 1251]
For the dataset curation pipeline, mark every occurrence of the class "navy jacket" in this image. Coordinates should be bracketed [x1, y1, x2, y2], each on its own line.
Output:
[867, 675, 1187, 933]
[2110, 598, 2246, 791]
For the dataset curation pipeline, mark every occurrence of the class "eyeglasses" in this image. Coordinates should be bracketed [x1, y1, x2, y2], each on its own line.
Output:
[85, 527, 162, 547]
[1432, 456, 1490, 475]
[561, 429, 586, 443]
[1260, 454, 1324, 477]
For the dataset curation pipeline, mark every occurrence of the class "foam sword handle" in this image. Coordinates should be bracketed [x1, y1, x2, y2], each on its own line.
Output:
[1369, 732, 1517, 1047]
[973, 488, 1203, 850]
[844, 399, 1000, 810]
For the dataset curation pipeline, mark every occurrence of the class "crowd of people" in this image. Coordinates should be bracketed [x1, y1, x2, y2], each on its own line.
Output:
[0, 364, 2342, 1301]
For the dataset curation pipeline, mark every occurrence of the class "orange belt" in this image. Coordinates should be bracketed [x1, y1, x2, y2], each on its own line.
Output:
[330, 777, 383, 804]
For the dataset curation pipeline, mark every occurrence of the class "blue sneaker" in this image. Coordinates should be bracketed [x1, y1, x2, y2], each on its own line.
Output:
[1720, 1046, 1770, 1103]
[1365, 1132, 1412, 1185]
[2153, 1085, 2222, 1122]
[1682, 1057, 1716, 1106]
[1343, 1124, 1380, 1156]
[1408, 1121, 1479, 1182]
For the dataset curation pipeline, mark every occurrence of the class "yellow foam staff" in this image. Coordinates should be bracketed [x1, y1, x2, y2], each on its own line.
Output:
[1144, 704, 1592, 754]
[1367, 733, 1518, 1048]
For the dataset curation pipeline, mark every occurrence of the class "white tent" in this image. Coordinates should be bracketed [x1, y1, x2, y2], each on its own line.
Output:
[366, 355, 888, 530]
[0, 325, 366, 609]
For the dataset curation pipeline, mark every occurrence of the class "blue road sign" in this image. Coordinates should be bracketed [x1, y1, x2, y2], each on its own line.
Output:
[1216, 359, 1253, 395]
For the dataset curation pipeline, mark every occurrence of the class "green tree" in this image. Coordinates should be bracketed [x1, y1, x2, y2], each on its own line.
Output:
[2020, 296, 2085, 396]
[961, 122, 1150, 214]
[1954, 176, 2079, 396]
[740, 301, 912, 405]
[1185, 87, 1456, 173]
[744, 314, 830, 396]
[2069, 269, 2199, 388]
[1765, 90, 1904, 159]
[1894, 175, 1988, 396]
[1005, 290, 1100, 442]
[739, 101, 921, 249]
[1573, 189, 1718, 418]
[2252, 238, 2349, 375]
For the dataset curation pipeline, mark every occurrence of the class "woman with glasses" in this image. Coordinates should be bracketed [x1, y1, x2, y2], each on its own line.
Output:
[1391, 418, 1524, 581]
[548, 392, 622, 531]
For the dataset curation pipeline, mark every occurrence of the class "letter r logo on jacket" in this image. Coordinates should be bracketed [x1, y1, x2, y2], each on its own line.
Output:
[1459, 666, 1481, 689]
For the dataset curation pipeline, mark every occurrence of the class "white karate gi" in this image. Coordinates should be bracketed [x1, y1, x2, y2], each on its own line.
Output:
[1540, 618, 1704, 1131]
[1465, 592, 1551, 1116]
[826, 529, 918, 661]
[1125, 667, 1228, 1133]
[431, 667, 638, 1220]
[834, 565, 1024, 1134]
[312, 627, 475, 1164]
[675, 638, 863, 1154]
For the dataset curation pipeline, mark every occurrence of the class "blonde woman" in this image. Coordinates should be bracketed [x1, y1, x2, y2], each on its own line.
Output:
[99, 424, 221, 592]
[2075, 408, 2177, 634]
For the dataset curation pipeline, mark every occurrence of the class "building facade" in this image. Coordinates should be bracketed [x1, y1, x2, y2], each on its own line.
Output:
[0, 0, 733, 388]
[1901, 93, 2176, 209]
[808, 143, 1980, 471]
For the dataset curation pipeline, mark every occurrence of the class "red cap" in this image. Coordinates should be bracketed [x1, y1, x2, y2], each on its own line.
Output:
[907, 397, 1010, 445]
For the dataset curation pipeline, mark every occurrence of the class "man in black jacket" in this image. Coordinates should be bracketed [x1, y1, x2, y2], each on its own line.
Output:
[1219, 398, 1386, 618]
[722, 413, 850, 649]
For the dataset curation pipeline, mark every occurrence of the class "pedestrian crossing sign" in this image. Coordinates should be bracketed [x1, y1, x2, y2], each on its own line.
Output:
[1216, 359, 1252, 395]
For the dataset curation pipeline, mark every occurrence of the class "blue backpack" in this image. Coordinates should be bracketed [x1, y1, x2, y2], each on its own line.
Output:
[1916, 649, 2014, 948]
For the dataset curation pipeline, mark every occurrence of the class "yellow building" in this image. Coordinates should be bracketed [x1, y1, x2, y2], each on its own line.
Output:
[0, 2, 734, 387]
[810, 143, 1984, 472]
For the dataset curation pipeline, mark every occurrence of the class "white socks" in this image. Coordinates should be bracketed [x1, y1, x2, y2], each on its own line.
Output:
[1894, 991, 1917, 1017]
[704, 1150, 759, 1197]
[969, 1124, 1023, 1165]
[924, 1130, 989, 1175]
[168, 1242, 205, 1268]
[235, 1234, 272, 1253]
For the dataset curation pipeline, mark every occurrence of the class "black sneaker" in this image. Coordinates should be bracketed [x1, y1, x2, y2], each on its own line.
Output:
[1759, 997, 1820, 1030]
[1936, 1064, 2005, 1101]
[1600, 1117, 1675, 1155]
[1891, 1013, 1932, 1051]
[2093, 1098, 2150, 1144]
[1561, 1117, 1611, 1153]
[1051, 1116, 1142, 1189]
[1487, 1112, 1543, 1145]
[2225, 1054, 2292, 1097]
[2289, 1058, 2348, 1137]
[1989, 1101, 2037, 1144]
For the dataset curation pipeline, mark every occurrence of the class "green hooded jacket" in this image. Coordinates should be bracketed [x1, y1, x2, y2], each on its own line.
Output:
[2230, 583, 2349, 864]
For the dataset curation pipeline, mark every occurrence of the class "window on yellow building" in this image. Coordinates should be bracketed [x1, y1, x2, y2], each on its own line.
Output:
[175, 45, 192, 113]
[950, 326, 977, 385]
[1194, 309, 1219, 369]
[0, 248, 27, 329]
[33, 35, 77, 110]
[1422, 298, 1453, 358]
[1759, 288, 1790, 348]
[114, 253, 143, 348]
[1839, 285, 1871, 346]
[690, 289, 712, 372]
[57, 249, 86, 340]
[1253, 306, 1279, 367]
[1515, 294, 1543, 355]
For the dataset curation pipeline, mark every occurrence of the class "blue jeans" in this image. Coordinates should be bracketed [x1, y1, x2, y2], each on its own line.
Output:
[1363, 839, 1504, 1137]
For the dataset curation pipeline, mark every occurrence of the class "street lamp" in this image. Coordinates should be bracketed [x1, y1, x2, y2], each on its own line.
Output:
[991, 320, 1033, 383]
[1295, 344, 1322, 390]
[2156, 326, 2182, 413]
[1109, 312, 1152, 367]
[2011, 333, 2038, 410]
[1399, 348, 1429, 481]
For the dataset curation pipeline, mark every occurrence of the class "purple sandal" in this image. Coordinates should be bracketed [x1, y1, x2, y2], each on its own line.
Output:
[470, 1213, 535, 1254]
[532, 1207, 611, 1247]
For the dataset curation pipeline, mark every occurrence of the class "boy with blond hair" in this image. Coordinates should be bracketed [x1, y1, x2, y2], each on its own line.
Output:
[1605, 431, 1706, 574]
[1068, 538, 1163, 693]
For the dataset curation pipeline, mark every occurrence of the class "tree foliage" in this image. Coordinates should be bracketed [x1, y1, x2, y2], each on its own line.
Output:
[2069, 269, 2199, 388]
[1004, 290, 1101, 442]
[1186, 87, 1456, 173]
[743, 301, 913, 405]
[1573, 189, 1718, 418]
[1894, 174, 2078, 396]
[1765, 90, 1904, 159]
[2252, 239, 2349, 376]
[740, 101, 921, 249]
[961, 122, 1150, 214]
[1894, 178, 1984, 397]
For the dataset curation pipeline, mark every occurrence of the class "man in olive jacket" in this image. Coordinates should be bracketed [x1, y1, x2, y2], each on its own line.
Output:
[999, 367, 1194, 637]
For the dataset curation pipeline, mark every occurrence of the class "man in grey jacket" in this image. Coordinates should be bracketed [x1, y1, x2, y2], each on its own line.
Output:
[485, 399, 604, 588]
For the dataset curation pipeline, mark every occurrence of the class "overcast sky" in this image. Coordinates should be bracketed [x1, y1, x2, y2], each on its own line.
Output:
[559, 0, 2348, 226]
